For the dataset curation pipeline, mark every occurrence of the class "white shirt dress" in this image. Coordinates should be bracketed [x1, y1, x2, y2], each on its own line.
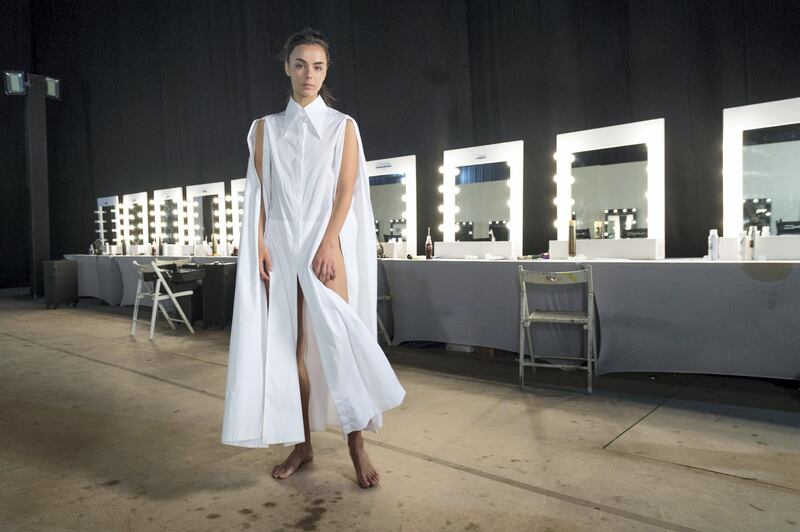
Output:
[222, 95, 406, 447]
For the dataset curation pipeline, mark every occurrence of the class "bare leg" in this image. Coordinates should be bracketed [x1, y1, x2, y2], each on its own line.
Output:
[324, 238, 380, 488]
[272, 279, 314, 479]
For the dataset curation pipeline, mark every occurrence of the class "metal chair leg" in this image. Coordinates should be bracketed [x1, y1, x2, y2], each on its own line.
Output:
[131, 280, 142, 336]
[519, 321, 525, 389]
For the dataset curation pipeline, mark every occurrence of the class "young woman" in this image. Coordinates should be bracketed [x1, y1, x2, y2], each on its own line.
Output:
[221, 28, 405, 489]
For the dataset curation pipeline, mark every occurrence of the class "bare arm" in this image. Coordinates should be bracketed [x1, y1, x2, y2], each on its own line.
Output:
[313, 118, 358, 281]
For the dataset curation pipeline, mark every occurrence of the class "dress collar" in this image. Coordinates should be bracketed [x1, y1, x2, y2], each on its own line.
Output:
[283, 94, 327, 138]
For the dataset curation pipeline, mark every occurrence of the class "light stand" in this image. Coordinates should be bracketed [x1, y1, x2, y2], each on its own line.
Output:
[4, 71, 61, 297]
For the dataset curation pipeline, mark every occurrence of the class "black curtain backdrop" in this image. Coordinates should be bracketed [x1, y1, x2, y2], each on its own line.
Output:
[2, 0, 800, 288]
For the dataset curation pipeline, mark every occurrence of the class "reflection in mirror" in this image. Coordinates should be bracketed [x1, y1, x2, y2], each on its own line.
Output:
[121, 192, 148, 247]
[160, 199, 179, 244]
[185, 182, 226, 245]
[742, 123, 800, 235]
[454, 161, 510, 241]
[100, 205, 117, 244]
[126, 203, 145, 245]
[95, 196, 121, 249]
[369, 172, 406, 242]
[153, 187, 185, 246]
[572, 144, 648, 239]
[193, 194, 219, 243]
[367, 156, 417, 253]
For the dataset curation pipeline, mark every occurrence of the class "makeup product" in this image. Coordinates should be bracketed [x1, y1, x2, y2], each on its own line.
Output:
[748, 226, 758, 261]
[425, 226, 433, 260]
[568, 220, 577, 257]
[707, 229, 719, 261]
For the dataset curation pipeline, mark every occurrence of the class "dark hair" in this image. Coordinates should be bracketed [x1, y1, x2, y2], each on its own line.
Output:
[280, 27, 336, 106]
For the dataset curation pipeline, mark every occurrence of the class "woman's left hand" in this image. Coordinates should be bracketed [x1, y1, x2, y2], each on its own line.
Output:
[312, 238, 337, 283]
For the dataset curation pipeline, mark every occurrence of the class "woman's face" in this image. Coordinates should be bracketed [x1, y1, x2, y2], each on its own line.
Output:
[285, 43, 328, 101]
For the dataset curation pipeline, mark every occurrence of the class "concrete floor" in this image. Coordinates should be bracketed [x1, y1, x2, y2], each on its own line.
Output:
[1, 294, 799, 532]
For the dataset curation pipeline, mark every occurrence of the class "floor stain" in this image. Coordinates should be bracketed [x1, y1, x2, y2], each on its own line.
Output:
[238, 508, 254, 515]
[263, 501, 277, 508]
[207, 513, 221, 519]
[102, 480, 120, 486]
[292, 506, 327, 531]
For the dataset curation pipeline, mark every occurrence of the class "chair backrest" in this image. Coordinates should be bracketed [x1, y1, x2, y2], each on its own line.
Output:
[150, 260, 176, 295]
[133, 260, 154, 274]
[518, 265, 594, 315]
[518, 266, 591, 287]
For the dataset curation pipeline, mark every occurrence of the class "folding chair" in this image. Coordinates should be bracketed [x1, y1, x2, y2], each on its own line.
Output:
[518, 265, 597, 393]
[130, 260, 195, 341]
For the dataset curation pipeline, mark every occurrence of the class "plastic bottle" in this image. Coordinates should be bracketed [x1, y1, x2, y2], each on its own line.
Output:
[707, 229, 719, 261]
[425, 227, 433, 260]
[747, 226, 758, 261]
[737, 231, 747, 261]
[568, 220, 577, 257]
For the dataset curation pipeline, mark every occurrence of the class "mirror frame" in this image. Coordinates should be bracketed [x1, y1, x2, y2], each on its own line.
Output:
[121, 191, 149, 246]
[153, 186, 186, 245]
[230, 178, 246, 248]
[554, 118, 665, 242]
[95, 195, 121, 246]
[365, 155, 417, 254]
[185, 181, 227, 245]
[440, 140, 523, 251]
[723, 96, 800, 237]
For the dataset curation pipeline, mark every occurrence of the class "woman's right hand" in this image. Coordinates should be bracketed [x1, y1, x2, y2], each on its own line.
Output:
[258, 243, 273, 283]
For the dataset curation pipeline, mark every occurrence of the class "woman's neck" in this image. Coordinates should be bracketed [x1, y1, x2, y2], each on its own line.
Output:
[292, 92, 316, 108]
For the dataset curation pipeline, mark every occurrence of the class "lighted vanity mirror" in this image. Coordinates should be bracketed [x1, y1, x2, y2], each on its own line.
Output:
[121, 192, 149, 246]
[95, 196, 121, 247]
[571, 144, 648, 239]
[230, 178, 246, 247]
[366, 155, 417, 253]
[153, 187, 186, 245]
[724, 97, 800, 237]
[185, 182, 226, 245]
[440, 141, 523, 249]
[452, 161, 510, 241]
[555, 119, 664, 243]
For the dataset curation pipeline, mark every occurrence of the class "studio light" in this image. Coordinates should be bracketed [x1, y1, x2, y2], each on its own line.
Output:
[3, 71, 26, 95]
[45, 77, 61, 100]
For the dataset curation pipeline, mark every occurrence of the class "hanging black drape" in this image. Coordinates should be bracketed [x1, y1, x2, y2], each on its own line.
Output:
[2, 0, 800, 288]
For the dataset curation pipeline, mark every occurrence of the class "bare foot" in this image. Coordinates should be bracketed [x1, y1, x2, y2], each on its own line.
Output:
[272, 443, 313, 480]
[349, 442, 379, 488]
